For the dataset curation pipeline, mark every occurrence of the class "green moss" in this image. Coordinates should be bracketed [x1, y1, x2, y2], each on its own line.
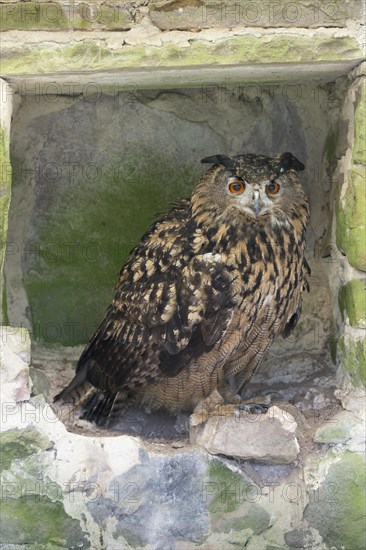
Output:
[314, 412, 359, 443]
[1, 494, 89, 547]
[304, 452, 366, 550]
[0, 427, 51, 472]
[353, 82, 366, 165]
[0, 125, 11, 267]
[317, 426, 349, 443]
[338, 335, 366, 387]
[336, 165, 366, 271]
[0, 125, 11, 319]
[208, 459, 255, 515]
[323, 124, 340, 167]
[215, 505, 270, 535]
[0, 2, 70, 31]
[329, 339, 337, 363]
[21, 153, 197, 346]
[338, 279, 366, 327]
[0, 2, 132, 31]
[1, 35, 363, 76]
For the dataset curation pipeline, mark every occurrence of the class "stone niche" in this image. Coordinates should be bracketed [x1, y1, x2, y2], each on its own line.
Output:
[1, 60, 365, 550]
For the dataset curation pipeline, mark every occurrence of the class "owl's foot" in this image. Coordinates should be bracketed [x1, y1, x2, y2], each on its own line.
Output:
[190, 393, 271, 427]
[190, 389, 231, 426]
[237, 402, 270, 414]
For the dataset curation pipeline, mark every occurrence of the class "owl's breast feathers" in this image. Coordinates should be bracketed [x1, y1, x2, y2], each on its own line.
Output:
[55, 195, 309, 403]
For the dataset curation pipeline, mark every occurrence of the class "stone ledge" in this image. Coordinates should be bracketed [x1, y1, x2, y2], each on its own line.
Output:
[1, 33, 364, 77]
[5, 60, 362, 93]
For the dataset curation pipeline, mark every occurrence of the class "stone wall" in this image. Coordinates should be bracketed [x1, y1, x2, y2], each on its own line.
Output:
[0, 1, 365, 549]
[1, 0, 365, 77]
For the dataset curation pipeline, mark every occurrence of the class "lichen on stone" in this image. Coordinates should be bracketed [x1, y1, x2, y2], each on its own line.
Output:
[338, 335, 366, 387]
[353, 80, 366, 165]
[304, 452, 366, 549]
[336, 165, 366, 271]
[338, 279, 366, 328]
[1, 35, 363, 76]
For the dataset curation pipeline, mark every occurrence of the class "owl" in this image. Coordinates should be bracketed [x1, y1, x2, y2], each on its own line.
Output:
[55, 152, 310, 425]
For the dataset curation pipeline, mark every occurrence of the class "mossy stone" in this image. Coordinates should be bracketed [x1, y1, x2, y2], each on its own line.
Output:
[304, 452, 366, 550]
[149, 0, 363, 30]
[215, 505, 270, 536]
[336, 166, 366, 271]
[0, 427, 51, 472]
[20, 159, 197, 346]
[0, 125, 12, 313]
[1, 35, 363, 76]
[1, 494, 89, 547]
[0, 2, 70, 31]
[338, 279, 366, 327]
[338, 335, 366, 387]
[353, 81, 366, 165]
[208, 459, 258, 515]
[314, 411, 359, 444]
[0, 2, 132, 31]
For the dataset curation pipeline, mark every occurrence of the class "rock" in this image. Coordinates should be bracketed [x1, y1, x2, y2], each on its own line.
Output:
[336, 165, 366, 272]
[304, 452, 366, 550]
[314, 409, 362, 444]
[0, 426, 51, 472]
[338, 279, 366, 328]
[149, 0, 363, 31]
[1, 495, 90, 548]
[0, 326, 32, 402]
[353, 80, 366, 165]
[337, 336, 366, 388]
[190, 406, 300, 463]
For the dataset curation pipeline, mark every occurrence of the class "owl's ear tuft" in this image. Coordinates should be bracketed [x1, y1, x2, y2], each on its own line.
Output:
[278, 152, 305, 173]
[201, 155, 237, 171]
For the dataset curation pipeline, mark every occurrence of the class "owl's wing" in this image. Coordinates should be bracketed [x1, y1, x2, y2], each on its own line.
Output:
[282, 256, 310, 338]
[55, 203, 235, 401]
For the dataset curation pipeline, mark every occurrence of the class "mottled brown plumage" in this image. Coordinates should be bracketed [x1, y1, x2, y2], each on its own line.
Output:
[55, 152, 310, 425]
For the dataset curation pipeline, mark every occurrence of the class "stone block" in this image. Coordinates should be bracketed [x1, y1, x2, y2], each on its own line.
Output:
[149, 0, 364, 30]
[304, 452, 366, 550]
[0, 425, 50, 472]
[190, 406, 300, 463]
[0, 79, 13, 318]
[336, 165, 366, 271]
[1, 495, 90, 548]
[0, 326, 31, 402]
[353, 80, 366, 165]
[338, 279, 366, 328]
[338, 335, 366, 387]
[0, 1, 134, 31]
[314, 410, 361, 444]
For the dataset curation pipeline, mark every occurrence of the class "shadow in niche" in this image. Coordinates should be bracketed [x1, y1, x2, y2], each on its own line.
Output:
[7, 79, 348, 439]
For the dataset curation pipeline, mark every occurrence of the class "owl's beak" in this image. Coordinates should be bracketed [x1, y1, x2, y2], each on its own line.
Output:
[252, 189, 261, 216]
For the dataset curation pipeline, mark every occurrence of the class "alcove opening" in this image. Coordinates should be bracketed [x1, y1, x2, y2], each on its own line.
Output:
[4, 62, 358, 438]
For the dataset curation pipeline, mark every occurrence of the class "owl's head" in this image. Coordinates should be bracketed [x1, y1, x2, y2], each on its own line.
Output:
[192, 152, 309, 228]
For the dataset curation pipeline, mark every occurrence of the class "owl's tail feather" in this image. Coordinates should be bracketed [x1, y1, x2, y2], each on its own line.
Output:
[54, 367, 90, 404]
[81, 390, 134, 426]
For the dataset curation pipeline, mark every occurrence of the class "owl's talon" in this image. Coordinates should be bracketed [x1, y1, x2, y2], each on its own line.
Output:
[237, 403, 270, 414]
[262, 390, 282, 399]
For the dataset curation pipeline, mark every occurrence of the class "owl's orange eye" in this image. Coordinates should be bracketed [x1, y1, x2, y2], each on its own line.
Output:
[265, 181, 280, 195]
[228, 180, 245, 194]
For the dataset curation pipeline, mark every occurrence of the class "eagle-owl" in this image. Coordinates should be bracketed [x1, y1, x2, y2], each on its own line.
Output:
[55, 152, 310, 425]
